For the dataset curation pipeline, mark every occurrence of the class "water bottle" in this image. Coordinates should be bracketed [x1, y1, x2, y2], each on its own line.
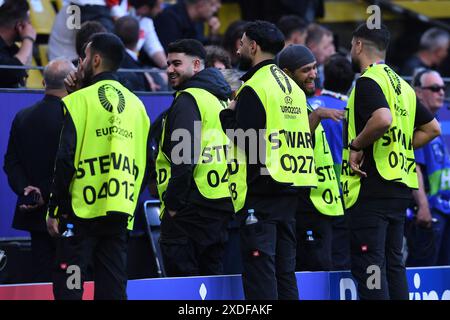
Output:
[306, 230, 315, 242]
[245, 209, 258, 225]
[62, 223, 74, 237]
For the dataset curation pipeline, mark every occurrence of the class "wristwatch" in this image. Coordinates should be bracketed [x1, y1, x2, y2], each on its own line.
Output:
[22, 36, 35, 43]
[349, 140, 361, 152]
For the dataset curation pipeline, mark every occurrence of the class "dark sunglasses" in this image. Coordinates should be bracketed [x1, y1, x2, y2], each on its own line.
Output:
[421, 85, 446, 93]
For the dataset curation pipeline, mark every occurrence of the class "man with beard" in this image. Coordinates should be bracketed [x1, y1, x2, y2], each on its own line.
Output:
[277, 45, 345, 271]
[220, 21, 317, 300]
[46, 33, 150, 300]
[341, 23, 440, 300]
[155, 39, 233, 276]
[0, 0, 36, 88]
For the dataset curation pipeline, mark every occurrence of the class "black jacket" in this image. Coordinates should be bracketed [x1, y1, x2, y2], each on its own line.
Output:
[3, 95, 64, 232]
[157, 67, 233, 212]
[0, 36, 27, 88]
[220, 59, 298, 197]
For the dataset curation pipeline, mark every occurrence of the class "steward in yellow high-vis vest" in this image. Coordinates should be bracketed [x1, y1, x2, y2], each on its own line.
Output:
[46, 33, 151, 300]
[154, 39, 233, 277]
[219, 21, 316, 300]
[342, 24, 439, 301]
[276, 44, 344, 272]
[341, 63, 418, 210]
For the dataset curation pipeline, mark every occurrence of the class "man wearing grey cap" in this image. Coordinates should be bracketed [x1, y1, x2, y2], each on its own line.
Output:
[277, 45, 345, 271]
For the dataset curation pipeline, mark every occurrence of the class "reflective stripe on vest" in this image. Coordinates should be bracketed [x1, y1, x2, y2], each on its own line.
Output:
[341, 64, 418, 209]
[155, 87, 233, 215]
[308, 107, 343, 216]
[63, 80, 150, 230]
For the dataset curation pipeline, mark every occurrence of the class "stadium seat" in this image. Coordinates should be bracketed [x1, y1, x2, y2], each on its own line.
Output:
[53, 0, 64, 11]
[28, 0, 56, 35]
[25, 58, 44, 89]
[143, 200, 166, 277]
[38, 45, 49, 67]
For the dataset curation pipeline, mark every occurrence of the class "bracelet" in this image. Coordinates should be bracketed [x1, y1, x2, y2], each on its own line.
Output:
[22, 36, 35, 43]
[349, 140, 361, 152]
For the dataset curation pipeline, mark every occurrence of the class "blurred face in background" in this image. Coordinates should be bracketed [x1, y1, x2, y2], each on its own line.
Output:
[197, 0, 221, 21]
[167, 52, 201, 89]
[416, 72, 446, 114]
[284, 61, 318, 97]
[310, 33, 335, 65]
[237, 33, 255, 71]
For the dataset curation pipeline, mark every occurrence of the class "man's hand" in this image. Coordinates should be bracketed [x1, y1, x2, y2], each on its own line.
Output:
[168, 209, 177, 217]
[349, 149, 367, 177]
[64, 58, 84, 93]
[228, 100, 236, 111]
[17, 21, 37, 42]
[46, 217, 60, 237]
[316, 107, 345, 122]
[208, 16, 221, 36]
[416, 206, 433, 228]
[19, 186, 44, 212]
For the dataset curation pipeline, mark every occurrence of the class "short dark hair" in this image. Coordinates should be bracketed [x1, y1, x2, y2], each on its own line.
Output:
[205, 45, 231, 69]
[89, 33, 125, 71]
[115, 16, 140, 49]
[167, 39, 206, 61]
[0, 0, 29, 28]
[128, 0, 157, 9]
[277, 15, 308, 39]
[305, 23, 332, 46]
[244, 20, 285, 55]
[76, 21, 107, 57]
[352, 23, 390, 52]
[222, 20, 247, 55]
[323, 53, 355, 94]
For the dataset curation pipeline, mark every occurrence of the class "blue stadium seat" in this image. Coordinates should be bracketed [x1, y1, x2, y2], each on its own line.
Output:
[143, 200, 165, 277]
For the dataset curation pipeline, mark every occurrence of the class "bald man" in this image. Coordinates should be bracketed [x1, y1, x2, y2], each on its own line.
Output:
[407, 69, 450, 267]
[3, 58, 75, 282]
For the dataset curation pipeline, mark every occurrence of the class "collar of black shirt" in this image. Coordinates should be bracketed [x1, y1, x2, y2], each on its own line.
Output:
[240, 59, 274, 82]
[86, 71, 119, 87]
[43, 94, 62, 103]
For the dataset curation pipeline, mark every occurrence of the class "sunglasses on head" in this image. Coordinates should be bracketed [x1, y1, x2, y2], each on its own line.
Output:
[421, 85, 446, 93]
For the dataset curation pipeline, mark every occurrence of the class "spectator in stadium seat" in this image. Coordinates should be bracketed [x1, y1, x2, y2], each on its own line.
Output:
[306, 23, 335, 89]
[115, 15, 156, 91]
[277, 15, 308, 48]
[48, 0, 123, 61]
[407, 69, 450, 267]
[3, 58, 75, 282]
[154, 0, 222, 52]
[0, 0, 36, 88]
[205, 45, 231, 70]
[128, 0, 167, 69]
[401, 28, 450, 77]
[222, 20, 247, 69]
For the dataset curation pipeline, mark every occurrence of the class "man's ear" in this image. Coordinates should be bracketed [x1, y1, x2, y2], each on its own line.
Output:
[283, 68, 293, 78]
[250, 40, 258, 56]
[93, 53, 101, 69]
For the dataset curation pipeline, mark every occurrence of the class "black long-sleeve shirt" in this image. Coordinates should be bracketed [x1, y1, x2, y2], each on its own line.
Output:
[219, 59, 297, 196]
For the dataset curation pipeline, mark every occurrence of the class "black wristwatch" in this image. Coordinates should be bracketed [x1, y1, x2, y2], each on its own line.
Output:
[349, 140, 361, 152]
[22, 36, 35, 43]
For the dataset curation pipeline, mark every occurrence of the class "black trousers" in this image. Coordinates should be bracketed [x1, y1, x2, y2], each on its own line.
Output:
[295, 211, 333, 271]
[348, 198, 410, 300]
[331, 214, 351, 270]
[160, 204, 230, 277]
[239, 195, 298, 300]
[30, 231, 56, 283]
[52, 218, 128, 300]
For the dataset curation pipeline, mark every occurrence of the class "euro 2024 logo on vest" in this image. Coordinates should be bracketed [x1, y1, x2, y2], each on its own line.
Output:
[98, 84, 126, 114]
